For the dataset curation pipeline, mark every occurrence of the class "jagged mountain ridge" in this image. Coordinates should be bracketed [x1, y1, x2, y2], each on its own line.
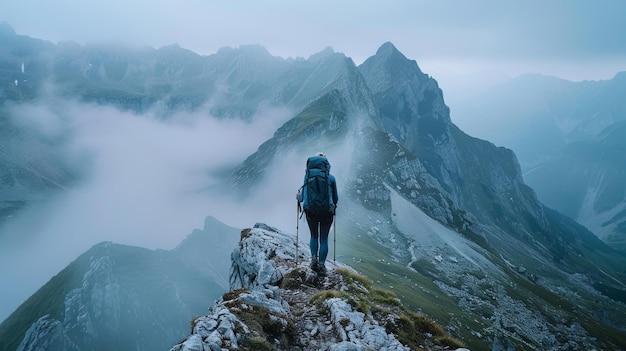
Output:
[0, 23, 372, 223]
[0, 216, 240, 351]
[0, 22, 363, 118]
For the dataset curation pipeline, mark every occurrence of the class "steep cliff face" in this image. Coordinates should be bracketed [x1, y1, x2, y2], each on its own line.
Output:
[359, 42, 451, 153]
[171, 223, 467, 351]
[359, 43, 548, 238]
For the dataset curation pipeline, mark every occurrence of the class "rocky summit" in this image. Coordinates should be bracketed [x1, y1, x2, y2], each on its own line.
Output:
[170, 223, 468, 351]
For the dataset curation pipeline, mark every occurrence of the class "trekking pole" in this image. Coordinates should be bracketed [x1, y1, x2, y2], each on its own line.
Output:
[333, 212, 337, 263]
[296, 200, 300, 268]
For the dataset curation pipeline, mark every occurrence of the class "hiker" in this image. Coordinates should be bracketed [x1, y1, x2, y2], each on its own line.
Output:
[296, 152, 338, 275]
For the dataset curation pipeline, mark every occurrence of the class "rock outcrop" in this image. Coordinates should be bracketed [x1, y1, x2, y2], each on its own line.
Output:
[170, 223, 468, 351]
[16, 315, 78, 351]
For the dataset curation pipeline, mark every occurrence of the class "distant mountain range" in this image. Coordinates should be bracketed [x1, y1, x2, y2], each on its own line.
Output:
[452, 71, 626, 251]
[1, 23, 625, 351]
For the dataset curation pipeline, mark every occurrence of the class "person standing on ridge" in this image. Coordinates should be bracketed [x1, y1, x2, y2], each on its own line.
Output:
[296, 152, 338, 275]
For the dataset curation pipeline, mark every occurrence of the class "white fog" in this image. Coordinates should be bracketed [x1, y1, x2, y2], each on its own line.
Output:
[0, 97, 309, 320]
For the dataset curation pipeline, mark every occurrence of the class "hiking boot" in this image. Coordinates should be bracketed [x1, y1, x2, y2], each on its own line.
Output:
[310, 257, 319, 271]
[317, 262, 327, 276]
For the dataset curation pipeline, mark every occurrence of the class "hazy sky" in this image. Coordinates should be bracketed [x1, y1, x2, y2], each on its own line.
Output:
[3, 0, 626, 82]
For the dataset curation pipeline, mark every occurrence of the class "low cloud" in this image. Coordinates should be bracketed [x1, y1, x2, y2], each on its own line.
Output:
[0, 97, 294, 320]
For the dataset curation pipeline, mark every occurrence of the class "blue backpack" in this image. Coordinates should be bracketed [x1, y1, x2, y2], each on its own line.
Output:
[302, 156, 334, 215]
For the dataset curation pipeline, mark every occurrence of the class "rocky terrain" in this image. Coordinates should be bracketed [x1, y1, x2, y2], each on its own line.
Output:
[171, 223, 468, 351]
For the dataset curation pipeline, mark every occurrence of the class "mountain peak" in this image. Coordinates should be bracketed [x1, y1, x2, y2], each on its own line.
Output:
[373, 41, 413, 65]
[308, 46, 336, 62]
[238, 44, 272, 56]
[376, 41, 400, 56]
[361, 41, 425, 81]
[215, 44, 273, 59]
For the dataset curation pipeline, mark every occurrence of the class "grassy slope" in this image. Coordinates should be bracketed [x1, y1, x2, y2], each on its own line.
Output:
[333, 207, 626, 351]
[334, 219, 491, 351]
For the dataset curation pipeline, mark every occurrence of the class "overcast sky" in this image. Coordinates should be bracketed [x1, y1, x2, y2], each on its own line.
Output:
[3, 0, 626, 82]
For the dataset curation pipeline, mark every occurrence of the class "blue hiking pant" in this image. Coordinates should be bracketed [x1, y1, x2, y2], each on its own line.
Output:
[305, 212, 334, 264]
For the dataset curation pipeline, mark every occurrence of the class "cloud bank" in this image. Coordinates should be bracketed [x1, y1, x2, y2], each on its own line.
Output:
[0, 97, 296, 320]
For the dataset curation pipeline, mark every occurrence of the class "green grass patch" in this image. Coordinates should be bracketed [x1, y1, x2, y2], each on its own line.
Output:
[435, 335, 465, 349]
[240, 336, 272, 351]
[370, 288, 401, 306]
[223, 288, 249, 303]
[310, 290, 344, 304]
[286, 90, 348, 143]
[229, 302, 295, 350]
[336, 267, 372, 290]
[188, 315, 201, 333]
[384, 311, 462, 350]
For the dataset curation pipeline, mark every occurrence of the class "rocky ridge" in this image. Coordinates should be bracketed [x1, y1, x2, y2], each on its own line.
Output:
[170, 223, 468, 351]
[1, 217, 236, 351]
